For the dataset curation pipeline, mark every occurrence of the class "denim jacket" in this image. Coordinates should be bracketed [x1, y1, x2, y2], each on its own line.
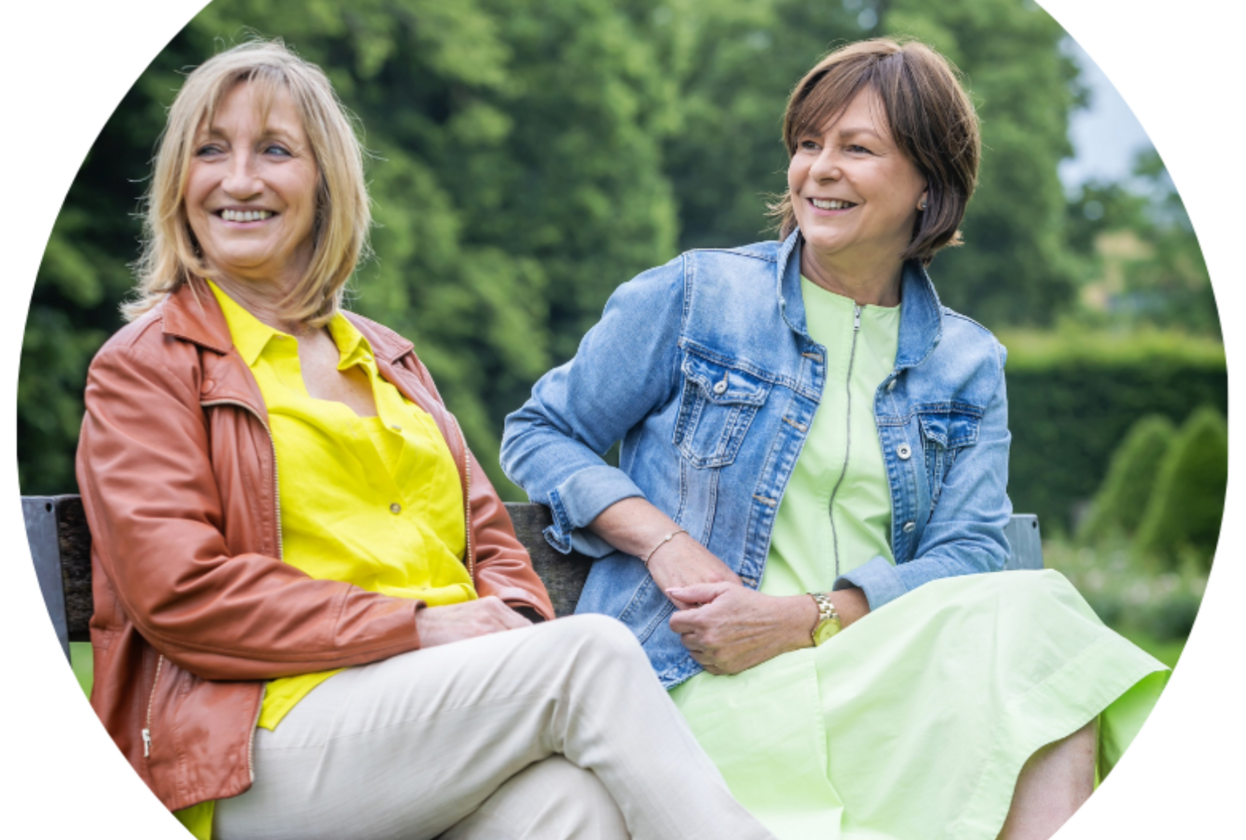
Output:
[501, 230, 1012, 687]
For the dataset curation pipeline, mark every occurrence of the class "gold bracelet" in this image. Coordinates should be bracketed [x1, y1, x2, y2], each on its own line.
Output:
[642, 529, 688, 566]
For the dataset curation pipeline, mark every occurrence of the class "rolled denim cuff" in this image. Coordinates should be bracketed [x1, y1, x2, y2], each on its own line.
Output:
[543, 465, 645, 557]
[833, 555, 908, 611]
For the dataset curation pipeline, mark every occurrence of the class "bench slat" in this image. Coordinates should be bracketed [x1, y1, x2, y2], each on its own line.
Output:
[23, 497, 70, 662]
[1003, 514, 1043, 571]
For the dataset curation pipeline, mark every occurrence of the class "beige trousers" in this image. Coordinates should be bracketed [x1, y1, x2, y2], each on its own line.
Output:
[213, 614, 772, 840]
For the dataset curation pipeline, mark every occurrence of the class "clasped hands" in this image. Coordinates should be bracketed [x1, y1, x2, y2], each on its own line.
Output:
[650, 536, 819, 676]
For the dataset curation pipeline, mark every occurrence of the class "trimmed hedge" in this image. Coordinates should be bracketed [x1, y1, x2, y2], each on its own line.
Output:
[999, 330, 1227, 533]
[1134, 406, 1228, 569]
[1077, 414, 1176, 542]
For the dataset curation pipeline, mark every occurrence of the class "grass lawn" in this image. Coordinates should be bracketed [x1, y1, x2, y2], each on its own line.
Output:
[70, 641, 93, 697]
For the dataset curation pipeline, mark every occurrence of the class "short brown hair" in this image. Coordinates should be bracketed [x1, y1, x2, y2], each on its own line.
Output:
[126, 39, 371, 326]
[773, 38, 980, 265]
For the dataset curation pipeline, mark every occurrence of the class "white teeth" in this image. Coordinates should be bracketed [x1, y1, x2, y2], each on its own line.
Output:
[811, 199, 855, 210]
[220, 209, 274, 222]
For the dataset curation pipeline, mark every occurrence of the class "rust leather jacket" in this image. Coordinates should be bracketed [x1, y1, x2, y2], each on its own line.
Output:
[76, 279, 554, 812]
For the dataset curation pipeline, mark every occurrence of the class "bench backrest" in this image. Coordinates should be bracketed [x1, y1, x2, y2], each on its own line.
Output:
[22, 494, 1042, 662]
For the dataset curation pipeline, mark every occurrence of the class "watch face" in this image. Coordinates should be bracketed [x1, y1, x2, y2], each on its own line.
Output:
[814, 617, 842, 645]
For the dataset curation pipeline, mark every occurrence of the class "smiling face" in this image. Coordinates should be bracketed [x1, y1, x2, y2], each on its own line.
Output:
[184, 81, 320, 293]
[787, 87, 927, 288]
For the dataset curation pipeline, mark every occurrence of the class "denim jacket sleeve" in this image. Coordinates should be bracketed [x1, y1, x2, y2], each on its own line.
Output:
[835, 341, 1012, 610]
[501, 258, 685, 555]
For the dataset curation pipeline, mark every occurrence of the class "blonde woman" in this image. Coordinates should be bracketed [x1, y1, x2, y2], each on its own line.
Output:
[76, 40, 774, 840]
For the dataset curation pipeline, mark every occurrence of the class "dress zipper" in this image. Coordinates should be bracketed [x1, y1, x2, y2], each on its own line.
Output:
[826, 305, 862, 577]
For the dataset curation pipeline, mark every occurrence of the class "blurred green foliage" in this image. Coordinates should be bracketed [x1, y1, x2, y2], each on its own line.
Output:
[1065, 149, 1217, 336]
[19, 0, 1223, 530]
[1002, 331, 1226, 533]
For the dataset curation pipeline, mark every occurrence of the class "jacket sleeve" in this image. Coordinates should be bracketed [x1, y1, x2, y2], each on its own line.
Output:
[403, 353, 555, 621]
[834, 341, 1012, 610]
[78, 336, 429, 681]
[499, 258, 686, 556]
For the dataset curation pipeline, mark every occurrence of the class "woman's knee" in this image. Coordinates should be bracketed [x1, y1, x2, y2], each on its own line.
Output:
[531, 614, 654, 683]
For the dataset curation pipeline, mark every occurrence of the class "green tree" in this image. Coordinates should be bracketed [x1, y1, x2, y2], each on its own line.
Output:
[1065, 149, 1217, 337]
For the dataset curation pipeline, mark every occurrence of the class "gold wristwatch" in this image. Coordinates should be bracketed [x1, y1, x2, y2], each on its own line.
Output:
[809, 592, 842, 646]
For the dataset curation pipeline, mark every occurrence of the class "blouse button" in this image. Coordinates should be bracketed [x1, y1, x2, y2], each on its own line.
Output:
[902, 521, 916, 533]
[390, 424, 402, 432]
[887, 378, 897, 391]
[389, 503, 402, 515]
[897, 443, 912, 460]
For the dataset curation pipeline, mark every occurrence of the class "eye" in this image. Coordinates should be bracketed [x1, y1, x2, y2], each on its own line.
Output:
[798, 139, 821, 152]
[194, 142, 224, 157]
[263, 143, 293, 158]
[846, 144, 873, 155]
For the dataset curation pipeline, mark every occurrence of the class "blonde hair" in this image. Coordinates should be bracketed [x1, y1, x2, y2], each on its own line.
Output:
[126, 39, 371, 325]
[770, 39, 980, 266]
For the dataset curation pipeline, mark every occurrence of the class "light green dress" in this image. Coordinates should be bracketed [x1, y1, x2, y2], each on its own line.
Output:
[669, 278, 1167, 840]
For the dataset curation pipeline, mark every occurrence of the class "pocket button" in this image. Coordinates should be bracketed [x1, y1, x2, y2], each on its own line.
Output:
[712, 379, 728, 395]
[896, 443, 912, 460]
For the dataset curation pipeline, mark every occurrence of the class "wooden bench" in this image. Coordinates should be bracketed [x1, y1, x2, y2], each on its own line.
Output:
[22, 494, 1043, 663]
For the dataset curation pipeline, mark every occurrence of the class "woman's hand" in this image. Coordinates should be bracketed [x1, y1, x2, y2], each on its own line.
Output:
[647, 537, 742, 608]
[415, 596, 532, 648]
[589, 497, 741, 607]
[667, 582, 817, 675]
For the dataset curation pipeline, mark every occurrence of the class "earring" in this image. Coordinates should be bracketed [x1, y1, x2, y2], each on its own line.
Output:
[919, 199, 928, 211]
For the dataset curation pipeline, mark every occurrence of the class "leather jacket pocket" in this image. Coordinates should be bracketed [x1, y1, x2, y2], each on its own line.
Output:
[917, 405, 982, 510]
[673, 350, 771, 469]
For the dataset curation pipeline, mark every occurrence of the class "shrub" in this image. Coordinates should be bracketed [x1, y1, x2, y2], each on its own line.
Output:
[1077, 414, 1176, 543]
[1133, 406, 1228, 571]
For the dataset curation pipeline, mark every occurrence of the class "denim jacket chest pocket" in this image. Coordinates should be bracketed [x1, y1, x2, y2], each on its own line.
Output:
[673, 350, 772, 469]
[915, 403, 984, 511]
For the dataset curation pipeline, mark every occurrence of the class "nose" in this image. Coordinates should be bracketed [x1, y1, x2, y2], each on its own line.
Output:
[810, 146, 841, 182]
[222, 149, 262, 198]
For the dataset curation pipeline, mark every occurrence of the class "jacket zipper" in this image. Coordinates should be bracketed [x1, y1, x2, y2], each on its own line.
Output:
[142, 654, 165, 758]
[826, 305, 862, 578]
[199, 397, 280, 780]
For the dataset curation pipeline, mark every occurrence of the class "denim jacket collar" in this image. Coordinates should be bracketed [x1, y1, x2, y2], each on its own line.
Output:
[775, 229, 943, 370]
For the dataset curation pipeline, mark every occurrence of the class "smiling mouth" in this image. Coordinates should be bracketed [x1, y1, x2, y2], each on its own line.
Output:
[218, 209, 275, 222]
[810, 198, 857, 210]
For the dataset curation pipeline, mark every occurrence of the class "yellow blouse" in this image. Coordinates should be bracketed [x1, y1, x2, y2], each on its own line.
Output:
[176, 283, 476, 839]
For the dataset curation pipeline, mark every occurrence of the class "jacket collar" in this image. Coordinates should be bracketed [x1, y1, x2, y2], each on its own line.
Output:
[162, 278, 234, 355]
[776, 229, 943, 370]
